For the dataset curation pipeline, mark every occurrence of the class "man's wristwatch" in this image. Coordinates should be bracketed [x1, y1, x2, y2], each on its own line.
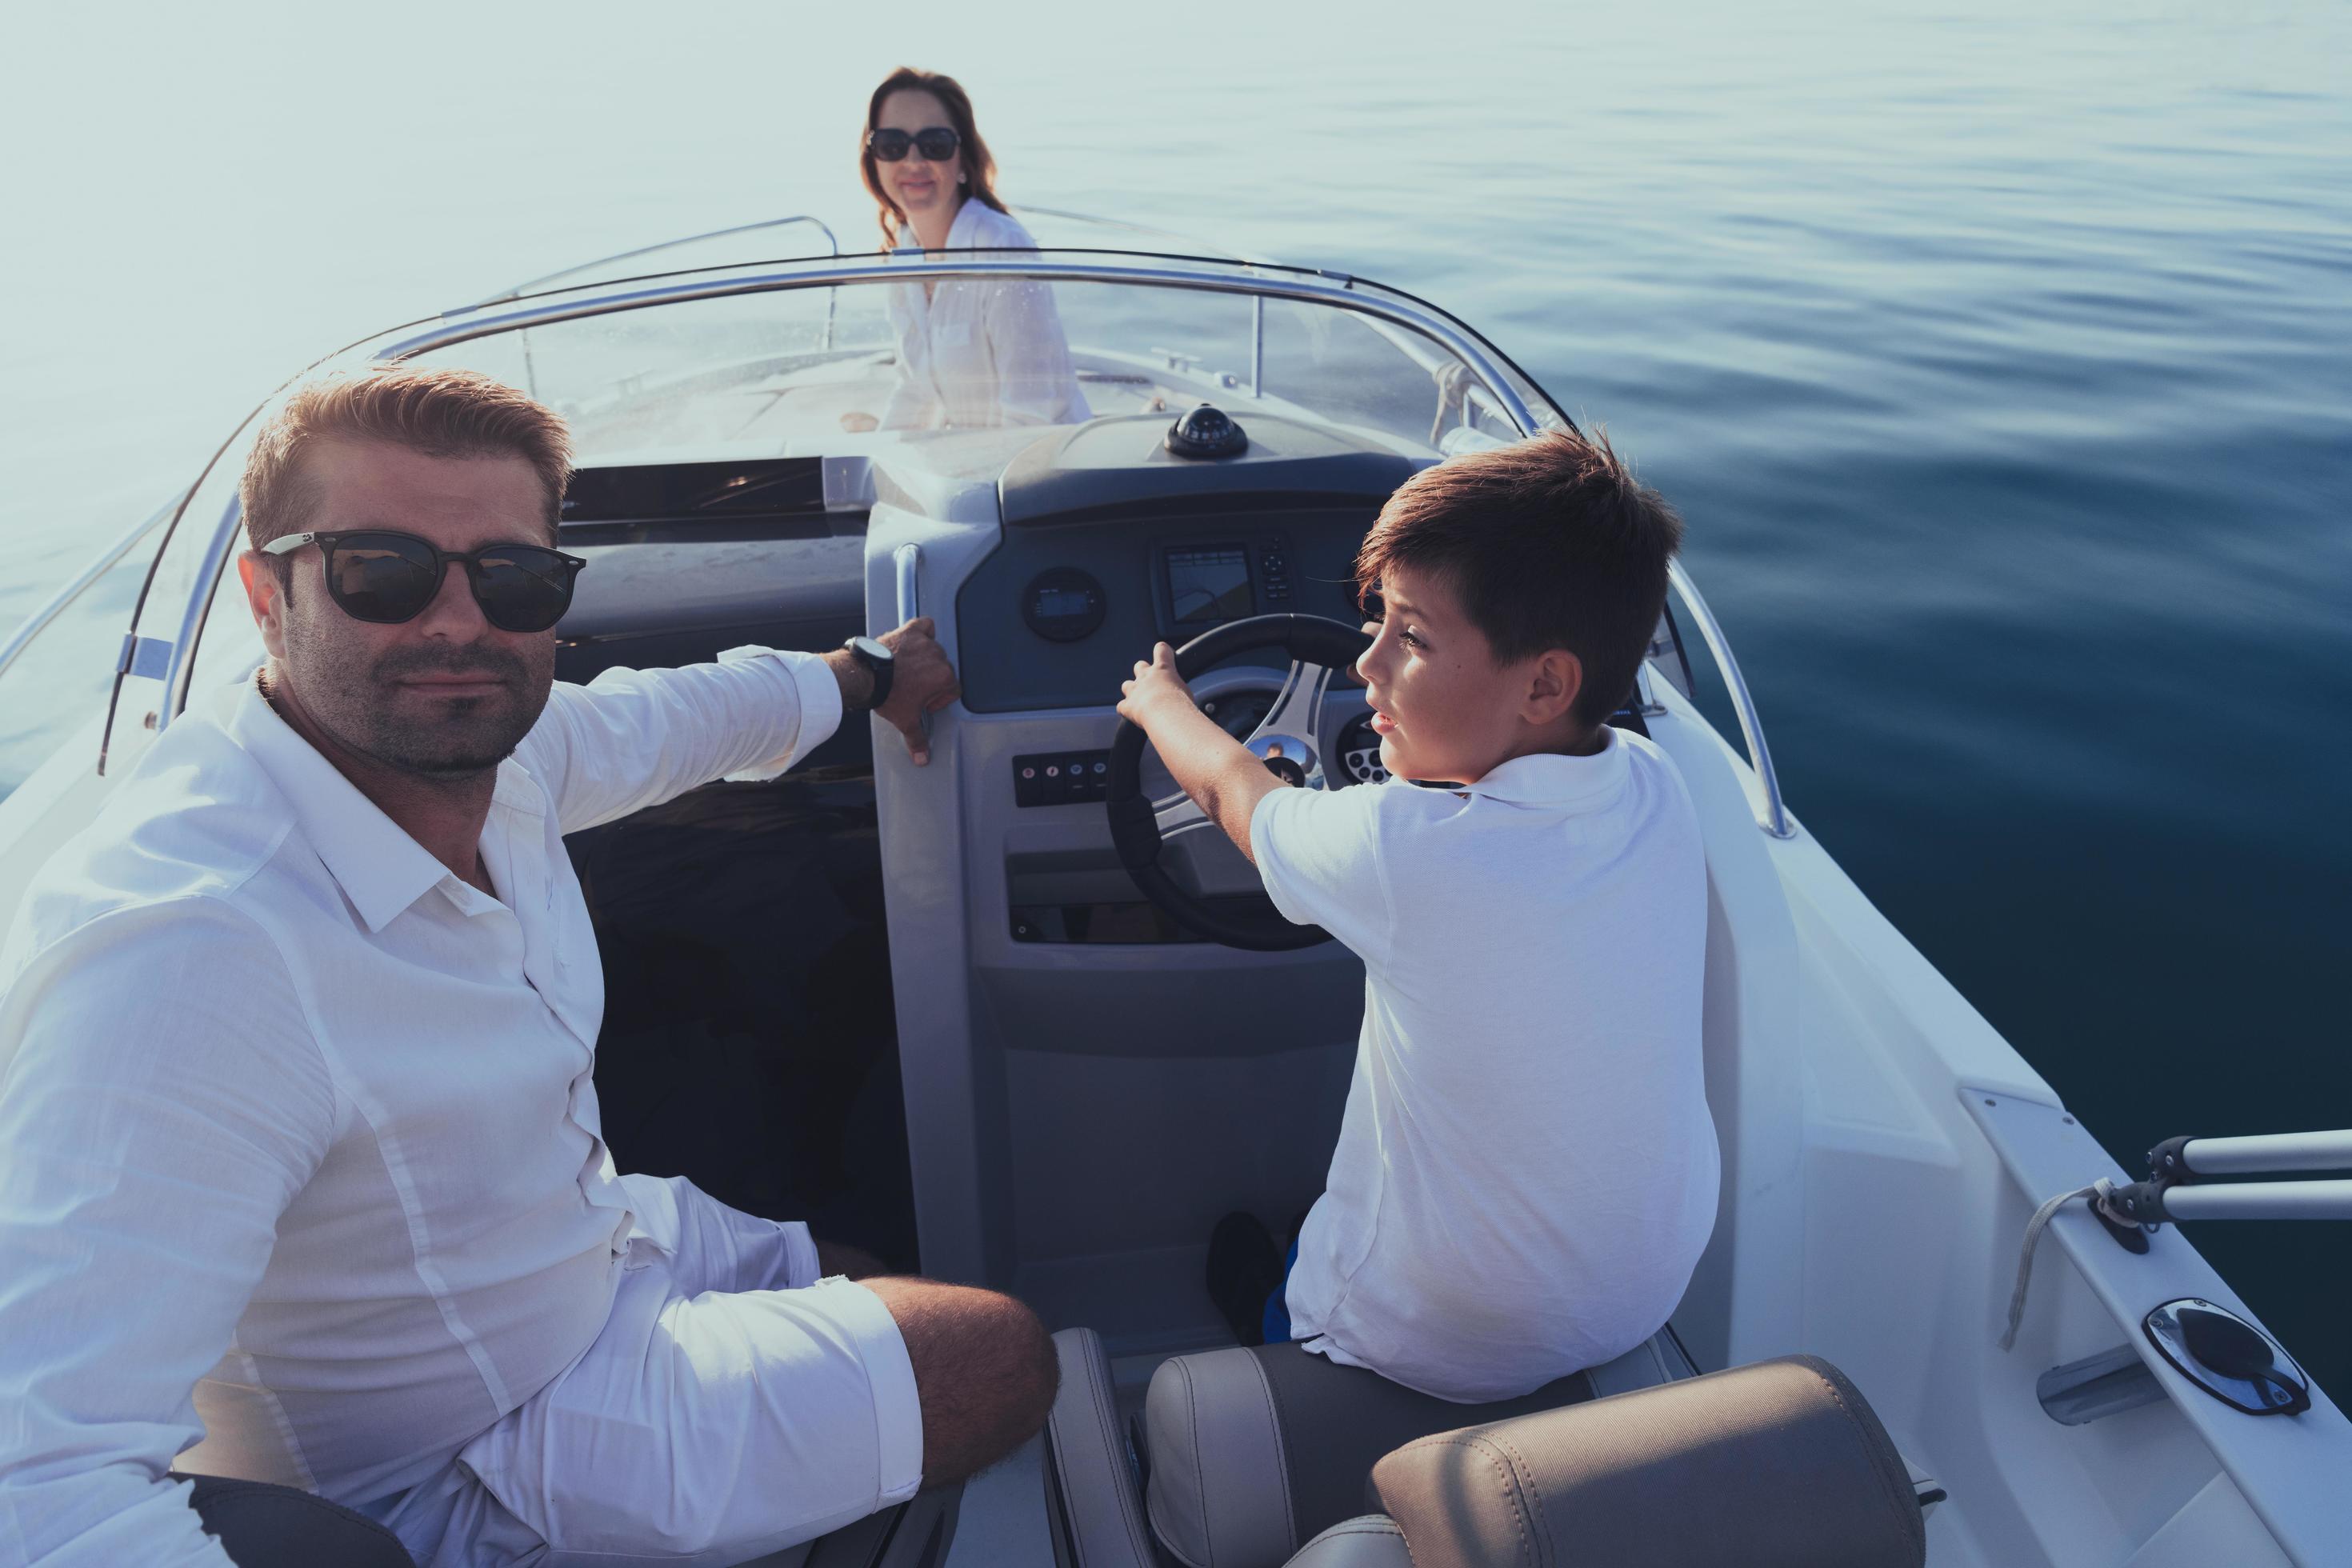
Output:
[842, 634, 894, 712]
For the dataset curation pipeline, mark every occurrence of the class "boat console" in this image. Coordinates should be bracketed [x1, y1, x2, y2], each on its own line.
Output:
[546, 410, 1414, 1338]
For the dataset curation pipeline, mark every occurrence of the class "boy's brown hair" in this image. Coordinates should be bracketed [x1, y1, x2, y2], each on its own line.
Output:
[1354, 429, 1684, 730]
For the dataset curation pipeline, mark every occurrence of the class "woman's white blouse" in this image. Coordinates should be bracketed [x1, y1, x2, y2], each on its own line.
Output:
[879, 202, 1090, 430]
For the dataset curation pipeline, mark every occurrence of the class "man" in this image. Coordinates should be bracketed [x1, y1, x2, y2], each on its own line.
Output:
[0, 367, 1056, 1566]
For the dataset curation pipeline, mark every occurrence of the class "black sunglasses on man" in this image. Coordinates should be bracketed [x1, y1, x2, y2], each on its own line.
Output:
[261, 530, 588, 634]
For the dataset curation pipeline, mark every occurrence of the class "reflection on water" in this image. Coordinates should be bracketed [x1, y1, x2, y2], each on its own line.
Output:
[2, 6, 2348, 1390]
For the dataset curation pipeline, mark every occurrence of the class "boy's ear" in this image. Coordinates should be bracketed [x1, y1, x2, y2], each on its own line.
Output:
[1522, 648, 1585, 726]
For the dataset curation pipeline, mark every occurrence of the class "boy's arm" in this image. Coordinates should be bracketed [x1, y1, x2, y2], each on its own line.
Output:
[1117, 642, 1289, 865]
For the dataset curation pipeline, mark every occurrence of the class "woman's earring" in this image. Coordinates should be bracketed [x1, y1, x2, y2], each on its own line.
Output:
[958, 171, 968, 185]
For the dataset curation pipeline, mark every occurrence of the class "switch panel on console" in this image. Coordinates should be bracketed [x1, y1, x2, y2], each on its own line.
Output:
[1258, 535, 1293, 605]
[1014, 750, 1112, 807]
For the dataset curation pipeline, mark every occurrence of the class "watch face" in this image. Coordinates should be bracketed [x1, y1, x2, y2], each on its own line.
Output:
[851, 635, 893, 663]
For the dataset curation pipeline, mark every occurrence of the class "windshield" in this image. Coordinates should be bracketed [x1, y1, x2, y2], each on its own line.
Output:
[406, 257, 1533, 469]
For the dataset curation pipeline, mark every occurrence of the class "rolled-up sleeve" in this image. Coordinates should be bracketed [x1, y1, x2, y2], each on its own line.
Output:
[520, 647, 845, 836]
[0, 898, 333, 1567]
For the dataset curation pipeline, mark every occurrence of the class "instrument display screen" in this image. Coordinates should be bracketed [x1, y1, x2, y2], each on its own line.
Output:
[1033, 587, 1094, 619]
[1166, 544, 1254, 625]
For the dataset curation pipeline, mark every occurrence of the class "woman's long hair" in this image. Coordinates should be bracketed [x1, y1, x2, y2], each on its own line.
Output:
[859, 67, 1008, 250]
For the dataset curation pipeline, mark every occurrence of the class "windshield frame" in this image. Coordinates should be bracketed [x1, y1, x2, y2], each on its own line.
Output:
[125, 247, 1576, 751]
[390, 247, 1565, 438]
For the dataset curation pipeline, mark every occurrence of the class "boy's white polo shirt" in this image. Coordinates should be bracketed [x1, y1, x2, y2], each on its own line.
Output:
[1249, 726, 1718, 1403]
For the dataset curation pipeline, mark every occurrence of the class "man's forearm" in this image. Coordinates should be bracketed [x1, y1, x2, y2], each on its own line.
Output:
[1137, 700, 1286, 865]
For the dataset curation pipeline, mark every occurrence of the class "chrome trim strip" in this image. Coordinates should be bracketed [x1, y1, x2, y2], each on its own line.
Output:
[117, 636, 173, 681]
[156, 496, 246, 734]
[0, 502, 178, 685]
[1667, 558, 1794, 838]
[1250, 294, 1265, 398]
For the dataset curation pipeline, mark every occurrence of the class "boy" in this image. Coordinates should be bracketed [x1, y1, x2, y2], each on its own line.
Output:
[1116, 429, 1717, 1403]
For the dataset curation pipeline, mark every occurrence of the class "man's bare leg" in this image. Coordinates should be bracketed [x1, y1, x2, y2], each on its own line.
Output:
[859, 1278, 1058, 1488]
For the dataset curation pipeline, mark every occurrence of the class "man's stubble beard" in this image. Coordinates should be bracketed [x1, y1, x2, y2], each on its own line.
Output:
[289, 626, 556, 781]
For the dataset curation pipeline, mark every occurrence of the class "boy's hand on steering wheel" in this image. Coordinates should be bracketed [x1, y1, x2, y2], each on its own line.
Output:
[1118, 642, 1197, 729]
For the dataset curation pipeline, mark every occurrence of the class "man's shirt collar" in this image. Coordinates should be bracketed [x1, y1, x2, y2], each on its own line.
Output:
[219, 674, 533, 933]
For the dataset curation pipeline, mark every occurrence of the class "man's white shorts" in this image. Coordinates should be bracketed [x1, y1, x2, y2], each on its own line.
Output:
[362, 1193, 923, 1566]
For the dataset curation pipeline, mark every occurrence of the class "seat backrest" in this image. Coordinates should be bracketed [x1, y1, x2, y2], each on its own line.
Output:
[1366, 1355, 1925, 1568]
[187, 1473, 955, 1568]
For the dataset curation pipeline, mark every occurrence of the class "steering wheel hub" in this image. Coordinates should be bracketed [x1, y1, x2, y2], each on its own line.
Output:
[1107, 614, 1370, 950]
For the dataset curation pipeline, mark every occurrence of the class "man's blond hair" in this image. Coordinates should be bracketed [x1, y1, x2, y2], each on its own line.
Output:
[241, 366, 574, 557]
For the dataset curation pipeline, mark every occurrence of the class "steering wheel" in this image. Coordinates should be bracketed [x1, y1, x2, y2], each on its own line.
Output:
[1107, 614, 1373, 950]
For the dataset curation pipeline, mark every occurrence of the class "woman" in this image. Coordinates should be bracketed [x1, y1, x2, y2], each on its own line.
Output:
[844, 68, 1089, 433]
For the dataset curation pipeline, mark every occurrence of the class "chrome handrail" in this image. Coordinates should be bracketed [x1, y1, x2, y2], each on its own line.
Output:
[155, 250, 1554, 734]
[462, 214, 844, 310]
[157, 496, 246, 734]
[1666, 558, 1794, 838]
[0, 499, 180, 685]
[126, 246, 1806, 813]
[377, 254, 1543, 437]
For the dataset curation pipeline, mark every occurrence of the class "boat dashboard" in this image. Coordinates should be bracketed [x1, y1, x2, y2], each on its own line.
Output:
[554, 411, 1423, 792]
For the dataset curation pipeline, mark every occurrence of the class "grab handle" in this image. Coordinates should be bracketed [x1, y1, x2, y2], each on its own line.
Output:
[890, 543, 929, 742]
[894, 542, 922, 625]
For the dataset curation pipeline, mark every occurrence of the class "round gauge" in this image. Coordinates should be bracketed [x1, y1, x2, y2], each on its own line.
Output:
[1335, 712, 1389, 786]
[1022, 567, 1106, 642]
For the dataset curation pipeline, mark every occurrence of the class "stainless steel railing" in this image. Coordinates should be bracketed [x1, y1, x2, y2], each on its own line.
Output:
[0, 498, 180, 686]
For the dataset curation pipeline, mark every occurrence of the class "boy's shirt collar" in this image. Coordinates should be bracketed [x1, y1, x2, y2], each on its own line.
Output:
[1447, 724, 1630, 812]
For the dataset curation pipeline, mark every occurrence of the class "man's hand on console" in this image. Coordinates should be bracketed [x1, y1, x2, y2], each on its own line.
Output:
[827, 617, 962, 766]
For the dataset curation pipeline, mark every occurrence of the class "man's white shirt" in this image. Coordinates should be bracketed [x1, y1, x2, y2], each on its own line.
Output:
[0, 650, 921, 1566]
[1250, 727, 1721, 1403]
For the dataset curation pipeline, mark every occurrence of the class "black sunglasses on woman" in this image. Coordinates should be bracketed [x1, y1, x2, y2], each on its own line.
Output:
[260, 530, 587, 633]
[866, 126, 960, 162]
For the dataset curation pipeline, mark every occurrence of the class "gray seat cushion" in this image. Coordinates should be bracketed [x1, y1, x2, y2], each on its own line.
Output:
[1369, 1354, 1925, 1567]
[1042, 1326, 1162, 1568]
[1284, 1515, 1413, 1567]
[184, 1474, 415, 1568]
[1142, 1336, 1692, 1568]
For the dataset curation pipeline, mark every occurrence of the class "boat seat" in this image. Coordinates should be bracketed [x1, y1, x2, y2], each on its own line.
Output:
[182, 1471, 961, 1568]
[1043, 1327, 1694, 1568]
[1043, 1338, 1926, 1568]
[183, 1474, 414, 1567]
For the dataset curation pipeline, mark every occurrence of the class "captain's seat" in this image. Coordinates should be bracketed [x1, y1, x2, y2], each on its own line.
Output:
[1044, 1330, 1931, 1567]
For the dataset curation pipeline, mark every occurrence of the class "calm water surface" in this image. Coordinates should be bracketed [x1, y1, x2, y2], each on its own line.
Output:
[2, 5, 2347, 1389]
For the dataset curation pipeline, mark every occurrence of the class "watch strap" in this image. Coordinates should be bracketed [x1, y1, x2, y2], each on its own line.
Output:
[845, 636, 894, 712]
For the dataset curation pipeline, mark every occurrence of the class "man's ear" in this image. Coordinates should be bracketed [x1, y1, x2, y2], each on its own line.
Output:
[1522, 648, 1584, 726]
[239, 553, 290, 662]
